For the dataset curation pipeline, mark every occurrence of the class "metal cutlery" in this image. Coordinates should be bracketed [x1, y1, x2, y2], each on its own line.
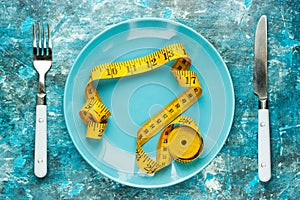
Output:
[253, 15, 271, 182]
[32, 22, 52, 178]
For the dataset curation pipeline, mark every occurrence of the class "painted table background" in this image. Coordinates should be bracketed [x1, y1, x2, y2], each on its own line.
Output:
[0, 0, 299, 199]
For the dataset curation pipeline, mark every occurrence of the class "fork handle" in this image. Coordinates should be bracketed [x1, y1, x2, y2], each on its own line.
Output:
[34, 105, 47, 178]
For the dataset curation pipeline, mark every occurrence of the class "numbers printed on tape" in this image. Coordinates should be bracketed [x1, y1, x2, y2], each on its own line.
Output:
[79, 44, 205, 174]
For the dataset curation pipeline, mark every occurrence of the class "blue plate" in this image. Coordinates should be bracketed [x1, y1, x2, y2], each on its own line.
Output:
[64, 18, 235, 188]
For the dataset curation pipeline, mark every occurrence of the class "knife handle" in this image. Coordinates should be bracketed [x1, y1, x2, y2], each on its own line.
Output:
[258, 109, 271, 182]
[34, 105, 47, 178]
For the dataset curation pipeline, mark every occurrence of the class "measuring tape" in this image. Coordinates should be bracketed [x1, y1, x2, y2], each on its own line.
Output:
[79, 43, 204, 174]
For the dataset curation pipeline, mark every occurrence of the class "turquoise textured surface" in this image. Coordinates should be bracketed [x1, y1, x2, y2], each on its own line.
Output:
[1, 0, 299, 199]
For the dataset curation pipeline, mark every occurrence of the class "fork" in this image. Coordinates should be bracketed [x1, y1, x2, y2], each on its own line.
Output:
[33, 22, 52, 178]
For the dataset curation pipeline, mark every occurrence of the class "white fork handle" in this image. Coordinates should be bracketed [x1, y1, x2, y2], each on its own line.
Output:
[34, 105, 47, 178]
[258, 109, 271, 182]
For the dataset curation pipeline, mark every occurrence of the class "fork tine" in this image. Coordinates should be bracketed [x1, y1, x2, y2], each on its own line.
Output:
[33, 24, 37, 47]
[48, 23, 52, 55]
[38, 22, 42, 56]
[33, 23, 37, 55]
[48, 23, 52, 49]
[43, 23, 46, 55]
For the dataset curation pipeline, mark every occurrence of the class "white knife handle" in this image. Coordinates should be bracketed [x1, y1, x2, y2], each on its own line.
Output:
[258, 109, 271, 182]
[34, 105, 47, 178]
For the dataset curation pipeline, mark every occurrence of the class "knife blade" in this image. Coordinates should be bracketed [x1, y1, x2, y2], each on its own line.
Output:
[253, 15, 271, 182]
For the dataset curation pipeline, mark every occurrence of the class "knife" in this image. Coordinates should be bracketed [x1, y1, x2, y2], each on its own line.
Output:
[253, 15, 271, 182]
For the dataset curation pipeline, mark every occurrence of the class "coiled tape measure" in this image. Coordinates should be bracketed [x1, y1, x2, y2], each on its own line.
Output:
[79, 43, 204, 174]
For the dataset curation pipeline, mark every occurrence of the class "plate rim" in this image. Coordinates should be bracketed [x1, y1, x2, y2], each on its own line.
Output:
[64, 17, 235, 188]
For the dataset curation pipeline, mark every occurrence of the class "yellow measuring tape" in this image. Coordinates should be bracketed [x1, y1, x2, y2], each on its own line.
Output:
[79, 43, 204, 174]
